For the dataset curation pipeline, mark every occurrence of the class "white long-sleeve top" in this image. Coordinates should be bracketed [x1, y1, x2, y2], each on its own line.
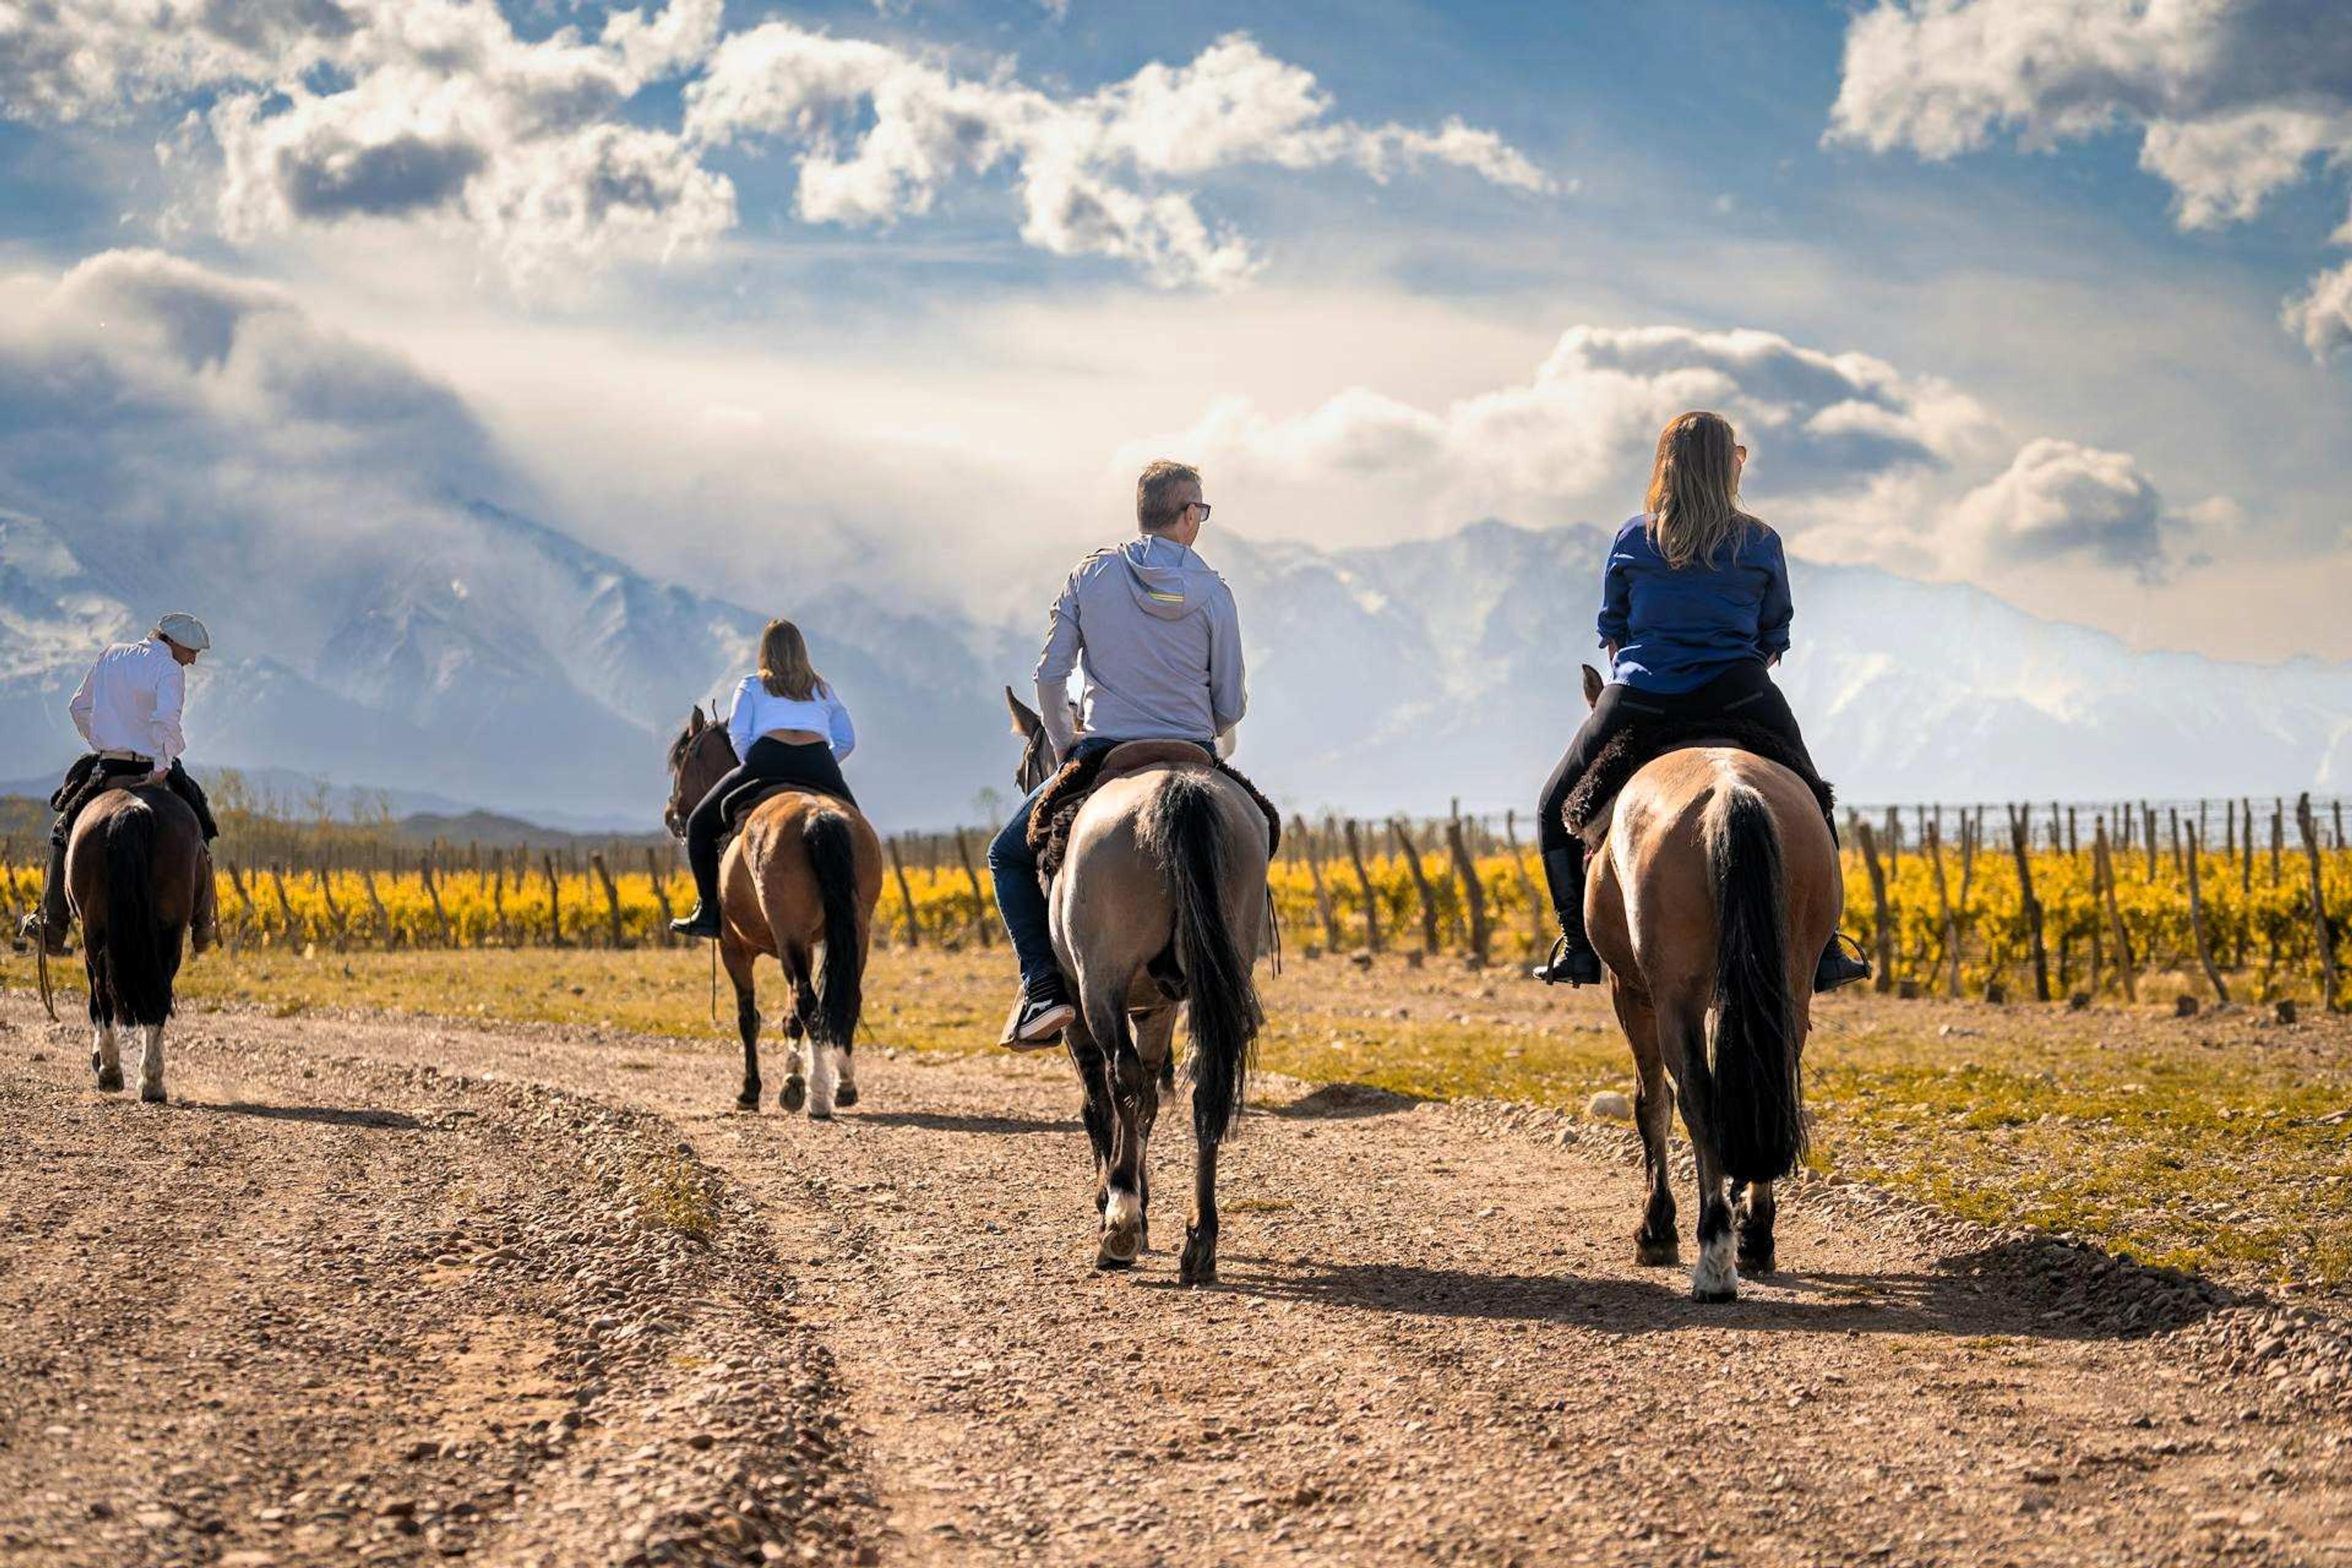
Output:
[726, 676, 855, 762]
[68, 636, 188, 769]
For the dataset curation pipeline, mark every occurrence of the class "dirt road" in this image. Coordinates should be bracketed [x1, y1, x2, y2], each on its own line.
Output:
[3, 995, 2348, 1567]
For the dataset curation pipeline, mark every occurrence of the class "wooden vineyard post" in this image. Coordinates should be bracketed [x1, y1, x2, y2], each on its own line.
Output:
[360, 863, 393, 946]
[541, 853, 562, 946]
[1444, 817, 1491, 968]
[1854, 817, 1894, 993]
[644, 846, 677, 944]
[2005, 804, 2052, 1002]
[421, 856, 455, 947]
[1390, 818, 1442, 956]
[952, 829, 992, 948]
[2297, 794, 2341, 1011]
[1959, 809, 1980, 888]
[1502, 810, 1550, 954]
[590, 853, 625, 949]
[2183, 822, 2228, 1004]
[1926, 818, 1960, 998]
[1294, 815, 1343, 954]
[1343, 820, 1384, 954]
[2169, 807, 2184, 879]
[886, 836, 921, 948]
[2093, 819, 2137, 1003]
[2271, 801, 2285, 886]
[312, 862, 349, 952]
[267, 861, 301, 946]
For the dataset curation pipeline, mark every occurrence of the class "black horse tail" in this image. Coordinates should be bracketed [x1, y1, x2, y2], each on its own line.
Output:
[803, 809, 865, 1052]
[101, 800, 174, 1029]
[1157, 771, 1264, 1145]
[1706, 782, 1806, 1183]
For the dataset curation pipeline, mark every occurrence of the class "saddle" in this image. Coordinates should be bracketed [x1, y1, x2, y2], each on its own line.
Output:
[50, 754, 219, 844]
[716, 777, 850, 838]
[1560, 715, 1834, 840]
[1027, 740, 1282, 881]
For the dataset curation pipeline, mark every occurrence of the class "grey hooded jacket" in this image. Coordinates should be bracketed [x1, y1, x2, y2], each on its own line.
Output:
[1033, 535, 1246, 755]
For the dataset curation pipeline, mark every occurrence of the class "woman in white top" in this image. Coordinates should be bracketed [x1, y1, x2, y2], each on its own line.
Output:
[671, 619, 859, 939]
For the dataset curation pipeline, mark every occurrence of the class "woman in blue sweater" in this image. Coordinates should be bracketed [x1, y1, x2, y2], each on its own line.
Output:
[1532, 411, 1869, 992]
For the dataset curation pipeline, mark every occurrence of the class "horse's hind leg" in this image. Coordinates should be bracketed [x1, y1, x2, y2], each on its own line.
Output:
[785, 944, 835, 1118]
[1088, 986, 1151, 1270]
[722, 936, 761, 1112]
[137, 1023, 166, 1104]
[1610, 982, 1677, 1266]
[1131, 1009, 1177, 1254]
[1737, 1180, 1777, 1275]
[86, 940, 122, 1093]
[1663, 1000, 1738, 1302]
[1065, 1015, 1115, 1221]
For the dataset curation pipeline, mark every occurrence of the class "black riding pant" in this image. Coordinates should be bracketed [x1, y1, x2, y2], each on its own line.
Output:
[1536, 660, 1815, 857]
[51, 756, 217, 845]
[684, 738, 856, 910]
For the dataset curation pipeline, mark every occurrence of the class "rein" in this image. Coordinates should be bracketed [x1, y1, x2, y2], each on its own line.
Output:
[34, 916, 58, 1023]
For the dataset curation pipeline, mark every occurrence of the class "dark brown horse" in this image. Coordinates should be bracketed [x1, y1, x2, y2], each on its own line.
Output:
[666, 707, 884, 1117]
[1006, 694, 1268, 1284]
[71, 785, 208, 1104]
[1577, 665, 1839, 1301]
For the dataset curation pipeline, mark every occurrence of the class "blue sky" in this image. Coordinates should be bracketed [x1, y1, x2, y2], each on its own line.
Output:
[2, 0, 2349, 662]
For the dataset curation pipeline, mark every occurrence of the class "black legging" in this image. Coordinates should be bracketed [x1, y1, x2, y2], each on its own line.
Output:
[1536, 660, 1816, 856]
[684, 737, 856, 908]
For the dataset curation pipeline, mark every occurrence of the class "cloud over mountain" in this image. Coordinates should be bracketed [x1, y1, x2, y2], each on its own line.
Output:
[1828, 0, 2352, 359]
[0, 2, 1547, 288]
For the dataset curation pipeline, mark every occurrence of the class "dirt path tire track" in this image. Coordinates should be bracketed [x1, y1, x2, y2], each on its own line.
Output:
[5, 997, 2350, 1567]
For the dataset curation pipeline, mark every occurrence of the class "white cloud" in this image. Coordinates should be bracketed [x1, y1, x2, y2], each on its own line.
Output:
[2286, 258, 2352, 359]
[1136, 323, 1997, 543]
[1945, 437, 2169, 578]
[3, 5, 1547, 290]
[683, 26, 1552, 288]
[1827, 0, 2352, 358]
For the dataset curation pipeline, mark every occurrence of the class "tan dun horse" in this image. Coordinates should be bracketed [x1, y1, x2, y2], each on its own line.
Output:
[1577, 665, 1839, 1302]
[1008, 696, 1269, 1285]
[72, 785, 209, 1104]
[666, 707, 883, 1118]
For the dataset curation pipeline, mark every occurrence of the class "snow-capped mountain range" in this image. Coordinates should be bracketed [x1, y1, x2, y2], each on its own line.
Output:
[2, 502, 2347, 831]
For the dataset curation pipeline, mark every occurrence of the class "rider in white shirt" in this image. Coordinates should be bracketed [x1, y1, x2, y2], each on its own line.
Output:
[24, 614, 217, 954]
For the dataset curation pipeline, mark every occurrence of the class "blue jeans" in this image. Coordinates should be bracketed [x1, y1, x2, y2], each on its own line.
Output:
[989, 737, 1117, 988]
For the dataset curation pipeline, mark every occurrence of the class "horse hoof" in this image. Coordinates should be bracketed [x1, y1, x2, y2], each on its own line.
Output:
[778, 1078, 806, 1113]
[138, 1083, 166, 1106]
[1634, 1235, 1680, 1267]
[807, 1107, 834, 1123]
[1178, 1238, 1217, 1286]
[1098, 1221, 1142, 1268]
[835, 1083, 859, 1109]
[1738, 1245, 1776, 1276]
[734, 1093, 760, 1112]
[1692, 1283, 1738, 1304]
[95, 1065, 123, 1093]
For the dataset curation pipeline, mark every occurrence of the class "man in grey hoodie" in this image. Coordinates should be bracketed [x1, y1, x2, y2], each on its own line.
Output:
[990, 459, 1248, 1044]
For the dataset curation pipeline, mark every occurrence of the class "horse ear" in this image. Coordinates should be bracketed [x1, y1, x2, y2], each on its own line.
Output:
[1581, 665, 1604, 709]
[687, 706, 706, 734]
[1005, 685, 1042, 738]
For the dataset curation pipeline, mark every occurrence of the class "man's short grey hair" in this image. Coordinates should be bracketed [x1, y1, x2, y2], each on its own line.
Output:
[1135, 459, 1202, 533]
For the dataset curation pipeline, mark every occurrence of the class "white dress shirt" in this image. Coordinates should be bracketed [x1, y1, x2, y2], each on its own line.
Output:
[68, 637, 188, 769]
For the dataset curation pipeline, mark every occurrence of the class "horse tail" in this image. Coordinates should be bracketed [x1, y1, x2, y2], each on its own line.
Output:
[101, 800, 174, 1028]
[1156, 771, 1263, 1144]
[802, 808, 864, 1052]
[1706, 781, 1805, 1183]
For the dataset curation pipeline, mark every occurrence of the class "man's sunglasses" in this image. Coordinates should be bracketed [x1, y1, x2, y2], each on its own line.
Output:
[1190, 500, 1213, 521]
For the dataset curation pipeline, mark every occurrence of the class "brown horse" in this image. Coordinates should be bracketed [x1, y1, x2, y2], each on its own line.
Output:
[666, 708, 884, 1118]
[1007, 695, 1269, 1284]
[70, 785, 208, 1104]
[1578, 665, 1838, 1302]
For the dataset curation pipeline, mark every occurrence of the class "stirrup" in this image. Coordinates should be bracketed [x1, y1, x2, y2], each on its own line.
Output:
[1532, 932, 1602, 987]
[1814, 932, 1871, 993]
[17, 911, 69, 957]
[669, 904, 722, 940]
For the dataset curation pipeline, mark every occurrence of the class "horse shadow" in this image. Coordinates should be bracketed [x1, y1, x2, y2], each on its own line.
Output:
[1259, 1082, 1426, 1120]
[1206, 1234, 2230, 1344]
[850, 1109, 1082, 1136]
[187, 1101, 426, 1131]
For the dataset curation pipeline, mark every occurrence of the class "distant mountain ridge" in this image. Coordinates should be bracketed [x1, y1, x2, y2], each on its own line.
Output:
[2, 503, 2346, 830]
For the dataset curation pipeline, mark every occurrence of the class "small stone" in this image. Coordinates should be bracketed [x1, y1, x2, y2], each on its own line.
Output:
[1586, 1090, 1633, 1121]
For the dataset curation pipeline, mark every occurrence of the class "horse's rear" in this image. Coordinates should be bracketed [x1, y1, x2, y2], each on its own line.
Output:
[1053, 763, 1268, 1284]
[719, 790, 884, 1117]
[1588, 747, 1839, 1300]
[69, 787, 205, 1104]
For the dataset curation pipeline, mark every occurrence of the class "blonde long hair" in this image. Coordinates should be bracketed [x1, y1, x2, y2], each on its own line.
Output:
[1644, 411, 1759, 569]
[757, 619, 824, 701]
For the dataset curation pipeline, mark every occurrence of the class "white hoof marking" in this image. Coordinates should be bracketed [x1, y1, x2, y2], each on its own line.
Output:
[1692, 1230, 1739, 1300]
[1105, 1189, 1143, 1234]
[806, 1042, 839, 1118]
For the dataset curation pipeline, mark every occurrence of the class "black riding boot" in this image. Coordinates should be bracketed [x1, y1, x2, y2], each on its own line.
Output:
[17, 837, 71, 955]
[1812, 807, 1871, 992]
[1531, 845, 1602, 986]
